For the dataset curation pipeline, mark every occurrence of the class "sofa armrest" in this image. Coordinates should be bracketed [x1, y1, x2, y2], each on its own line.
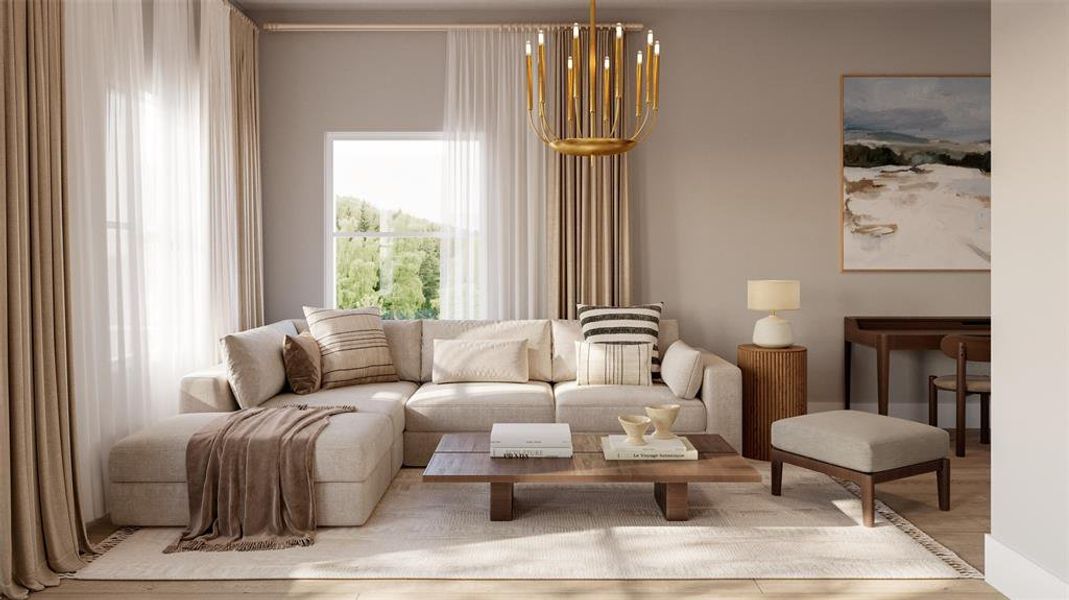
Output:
[697, 349, 743, 453]
[179, 365, 237, 413]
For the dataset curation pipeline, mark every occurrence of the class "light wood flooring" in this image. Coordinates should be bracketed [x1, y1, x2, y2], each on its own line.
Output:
[39, 430, 1001, 599]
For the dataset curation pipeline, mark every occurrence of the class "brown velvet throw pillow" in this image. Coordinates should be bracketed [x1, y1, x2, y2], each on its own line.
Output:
[283, 333, 322, 395]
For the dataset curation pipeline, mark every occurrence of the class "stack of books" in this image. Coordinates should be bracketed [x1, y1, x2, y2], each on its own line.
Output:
[490, 423, 573, 458]
[601, 435, 698, 461]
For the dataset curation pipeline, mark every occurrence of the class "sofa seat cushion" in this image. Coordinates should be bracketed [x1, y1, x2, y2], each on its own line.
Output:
[553, 381, 706, 432]
[404, 381, 555, 432]
[110, 411, 393, 484]
[771, 410, 949, 473]
[263, 381, 416, 439]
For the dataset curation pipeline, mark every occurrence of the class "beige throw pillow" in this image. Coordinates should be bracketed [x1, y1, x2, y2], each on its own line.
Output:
[283, 332, 322, 395]
[302, 306, 399, 389]
[575, 341, 653, 386]
[220, 320, 298, 408]
[660, 340, 704, 399]
[432, 339, 530, 383]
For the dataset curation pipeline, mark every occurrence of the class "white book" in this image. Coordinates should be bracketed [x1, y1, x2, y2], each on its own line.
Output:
[601, 436, 698, 461]
[490, 446, 574, 458]
[490, 423, 572, 448]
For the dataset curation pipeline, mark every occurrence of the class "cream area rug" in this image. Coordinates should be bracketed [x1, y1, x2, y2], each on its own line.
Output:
[76, 464, 980, 580]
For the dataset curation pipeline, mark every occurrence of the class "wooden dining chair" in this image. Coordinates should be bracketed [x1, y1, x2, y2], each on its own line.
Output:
[928, 334, 991, 457]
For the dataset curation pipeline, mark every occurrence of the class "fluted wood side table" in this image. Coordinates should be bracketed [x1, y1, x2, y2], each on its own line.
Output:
[737, 344, 807, 461]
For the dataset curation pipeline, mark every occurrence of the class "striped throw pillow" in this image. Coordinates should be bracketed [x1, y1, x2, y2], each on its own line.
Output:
[302, 306, 399, 389]
[575, 341, 653, 386]
[577, 303, 664, 377]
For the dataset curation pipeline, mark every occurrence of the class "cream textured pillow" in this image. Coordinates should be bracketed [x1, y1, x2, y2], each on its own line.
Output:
[302, 306, 399, 389]
[432, 339, 529, 383]
[575, 341, 653, 386]
[660, 340, 704, 399]
[220, 321, 298, 408]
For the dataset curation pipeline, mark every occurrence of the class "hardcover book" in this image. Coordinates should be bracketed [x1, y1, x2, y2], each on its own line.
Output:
[490, 446, 574, 458]
[601, 436, 698, 461]
[490, 423, 572, 448]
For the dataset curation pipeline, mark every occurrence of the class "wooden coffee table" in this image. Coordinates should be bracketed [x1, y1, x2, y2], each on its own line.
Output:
[422, 433, 761, 521]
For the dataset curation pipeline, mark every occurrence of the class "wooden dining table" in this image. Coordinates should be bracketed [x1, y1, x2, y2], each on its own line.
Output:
[844, 316, 991, 415]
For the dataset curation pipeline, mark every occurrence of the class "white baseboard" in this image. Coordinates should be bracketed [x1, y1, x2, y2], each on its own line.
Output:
[808, 400, 983, 427]
[985, 534, 1069, 599]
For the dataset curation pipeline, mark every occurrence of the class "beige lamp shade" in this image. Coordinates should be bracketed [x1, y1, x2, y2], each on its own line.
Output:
[747, 280, 800, 312]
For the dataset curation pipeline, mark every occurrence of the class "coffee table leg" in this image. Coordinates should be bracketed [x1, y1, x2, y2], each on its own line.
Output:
[654, 482, 689, 521]
[490, 482, 514, 521]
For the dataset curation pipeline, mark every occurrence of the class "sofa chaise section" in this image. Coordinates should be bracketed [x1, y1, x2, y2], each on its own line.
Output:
[109, 411, 396, 526]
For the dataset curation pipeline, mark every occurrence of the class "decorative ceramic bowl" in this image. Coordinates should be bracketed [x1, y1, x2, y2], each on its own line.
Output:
[618, 415, 652, 446]
[645, 403, 681, 440]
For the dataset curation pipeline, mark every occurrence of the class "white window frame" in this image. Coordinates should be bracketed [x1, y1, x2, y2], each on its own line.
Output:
[323, 131, 447, 309]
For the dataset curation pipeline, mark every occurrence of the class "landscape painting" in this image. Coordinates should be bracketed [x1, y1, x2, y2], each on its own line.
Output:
[841, 76, 991, 271]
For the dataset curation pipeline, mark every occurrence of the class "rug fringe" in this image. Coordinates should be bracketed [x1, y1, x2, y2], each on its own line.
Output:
[163, 535, 316, 554]
[835, 478, 984, 579]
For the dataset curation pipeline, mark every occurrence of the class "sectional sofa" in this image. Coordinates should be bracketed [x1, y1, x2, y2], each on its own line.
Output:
[108, 318, 742, 526]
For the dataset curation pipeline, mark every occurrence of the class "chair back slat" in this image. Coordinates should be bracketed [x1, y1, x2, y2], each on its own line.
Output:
[939, 334, 991, 363]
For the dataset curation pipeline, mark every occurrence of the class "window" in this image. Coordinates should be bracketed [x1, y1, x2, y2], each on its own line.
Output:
[326, 133, 446, 319]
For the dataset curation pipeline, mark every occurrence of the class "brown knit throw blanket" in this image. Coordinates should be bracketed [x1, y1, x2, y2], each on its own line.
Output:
[165, 405, 355, 553]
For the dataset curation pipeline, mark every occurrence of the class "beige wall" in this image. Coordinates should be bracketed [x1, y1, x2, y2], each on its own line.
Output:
[986, 1, 1069, 596]
[257, 2, 990, 413]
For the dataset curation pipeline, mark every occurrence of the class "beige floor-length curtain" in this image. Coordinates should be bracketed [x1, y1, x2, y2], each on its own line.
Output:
[1, 1, 92, 598]
[229, 8, 264, 329]
[549, 27, 631, 319]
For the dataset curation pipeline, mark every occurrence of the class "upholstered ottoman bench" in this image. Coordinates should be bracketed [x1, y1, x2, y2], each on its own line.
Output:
[108, 412, 397, 527]
[770, 410, 950, 527]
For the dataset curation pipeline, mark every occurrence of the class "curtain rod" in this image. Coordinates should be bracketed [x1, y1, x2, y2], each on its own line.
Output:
[262, 22, 646, 33]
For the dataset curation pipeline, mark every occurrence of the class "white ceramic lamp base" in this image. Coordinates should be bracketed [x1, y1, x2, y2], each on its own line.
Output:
[752, 314, 794, 348]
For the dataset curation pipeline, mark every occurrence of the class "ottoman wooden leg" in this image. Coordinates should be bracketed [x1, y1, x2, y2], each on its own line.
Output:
[937, 458, 951, 511]
[860, 476, 876, 527]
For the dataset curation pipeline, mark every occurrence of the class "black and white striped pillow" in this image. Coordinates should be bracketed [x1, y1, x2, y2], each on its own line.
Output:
[577, 303, 664, 377]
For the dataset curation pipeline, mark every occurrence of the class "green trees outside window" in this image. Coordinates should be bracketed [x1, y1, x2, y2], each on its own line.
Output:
[335, 196, 441, 319]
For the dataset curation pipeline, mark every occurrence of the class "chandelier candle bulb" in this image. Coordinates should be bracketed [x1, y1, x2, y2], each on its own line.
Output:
[614, 25, 623, 98]
[645, 30, 653, 103]
[653, 41, 660, 109]
[525, 42, 533, 111]
[635, 51, 643, 117]
[567, 56, 574, 124]
[603, 56, 610, 128]
[537, 31, 546, 106]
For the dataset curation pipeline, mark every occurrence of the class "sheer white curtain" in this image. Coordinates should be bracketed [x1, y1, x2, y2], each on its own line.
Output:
[65, 0, 241, 519]
[441, 30, 550, 319]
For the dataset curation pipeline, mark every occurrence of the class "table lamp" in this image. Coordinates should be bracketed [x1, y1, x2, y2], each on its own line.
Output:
[747, 280, 800, 348]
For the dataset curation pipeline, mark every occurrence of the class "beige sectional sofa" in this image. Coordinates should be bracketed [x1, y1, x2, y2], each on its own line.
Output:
[109, 318, 742, 527]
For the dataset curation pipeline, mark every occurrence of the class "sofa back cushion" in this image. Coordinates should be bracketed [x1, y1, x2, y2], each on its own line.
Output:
[551, 319, 679, 382]
[292, 318, 422, 383]
[421, 320, 552, 382]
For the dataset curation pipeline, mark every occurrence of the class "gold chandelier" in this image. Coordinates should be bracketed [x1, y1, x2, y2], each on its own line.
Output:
[524, 0, 660, 156]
